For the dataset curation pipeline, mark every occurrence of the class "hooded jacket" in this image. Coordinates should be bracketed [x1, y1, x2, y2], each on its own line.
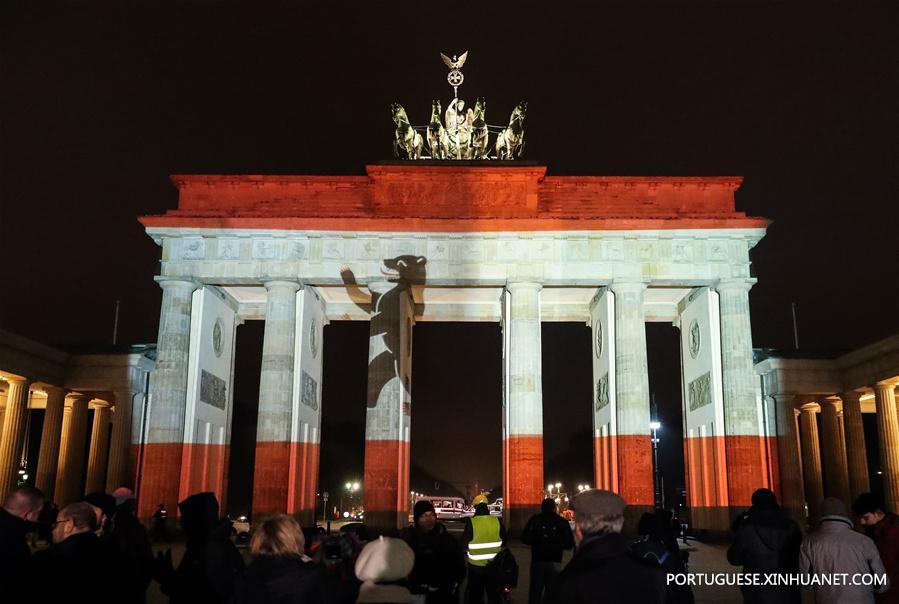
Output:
[800, 515, 890, 604]
[159, 492, 245, 604]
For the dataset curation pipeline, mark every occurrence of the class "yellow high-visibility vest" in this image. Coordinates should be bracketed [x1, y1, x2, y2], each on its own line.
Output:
[468, 515, 502, 567]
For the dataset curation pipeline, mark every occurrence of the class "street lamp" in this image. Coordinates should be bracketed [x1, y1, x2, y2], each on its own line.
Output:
[650, 418, 663, 508]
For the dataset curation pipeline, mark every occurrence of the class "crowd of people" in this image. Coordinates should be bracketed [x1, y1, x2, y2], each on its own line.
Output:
[1, 482, 898, 604]
[727, 489, 899, 604]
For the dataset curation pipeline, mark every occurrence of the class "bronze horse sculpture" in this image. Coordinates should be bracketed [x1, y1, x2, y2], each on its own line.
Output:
[391, 102, 423, 160]
[495, 100, 527, 160]
[426, 99, 449, 159]
[470, 97, 489, 160]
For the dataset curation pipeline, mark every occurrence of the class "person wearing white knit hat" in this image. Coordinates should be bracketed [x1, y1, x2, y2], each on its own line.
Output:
[355, 535, 416, 603]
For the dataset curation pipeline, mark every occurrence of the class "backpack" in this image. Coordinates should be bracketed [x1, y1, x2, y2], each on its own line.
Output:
[538, 516, 560, 545]
[488, 547, 519, 589]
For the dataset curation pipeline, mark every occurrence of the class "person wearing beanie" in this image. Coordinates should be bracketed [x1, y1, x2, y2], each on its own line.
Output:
[354, 536, 416, 603]
[728, 487, 802, 604]
[521, 498, 575, 604]
[401, 499, 465, 603]
[854, 492, 899, 604]
[800, 497, 890, 604]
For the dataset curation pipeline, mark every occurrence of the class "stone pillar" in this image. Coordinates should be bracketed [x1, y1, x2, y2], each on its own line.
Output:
[772, 395, 805, 525]
[106, 390, 137, 491]
[55, 395, 91, 506]
[0, 377, 32, 502]
[363, 280, 414, 535]
[137, 278, 196, 519]
[820, 399, 851, 508]
[717, 279, 768, 509]
[841, 391, 870, 503]
[503, 281, 545, 535]
[799, 404, 824, 523]
[85, 405, 111, 494]
[252, 280, 301, 517]
[874, 382, 899, 513]
[35, 386, 67, 499]
[609, 281, 653, 510]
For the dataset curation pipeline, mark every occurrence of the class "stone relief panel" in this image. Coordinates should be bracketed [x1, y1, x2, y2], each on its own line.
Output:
[180, 238, 206, 260]
[217, 239, 240, 260]
[688, 372, 712, 411]
[595, 372, 610, 411]
[252, 239, 278, 260]
[200, 369, 227, 410]
[300, 370, 319, 410]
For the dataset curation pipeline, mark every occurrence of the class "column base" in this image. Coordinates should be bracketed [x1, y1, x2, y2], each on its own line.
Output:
[137, 443, 185, 520]
[687, 506, 734, 533]
[253, 441, 291, 518]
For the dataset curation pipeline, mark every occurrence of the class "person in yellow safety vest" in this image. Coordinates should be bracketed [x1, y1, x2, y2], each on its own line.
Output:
[463, 500, 506, 604]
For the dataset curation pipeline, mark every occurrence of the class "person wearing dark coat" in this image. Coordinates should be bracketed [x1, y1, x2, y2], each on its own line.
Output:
[0, 486, 44, 600]
[233, 514, 334, 604]
[631, 511, 694, 604]
[155, 491, 245, 604]
[521, 498, 575, 604]
[110, 496, 155, 603]
[543, 489, 666, 604]
[727, 488, 802, 604]
[29, 501, 120, 604]
[401, 499, 466, 603]
[855, 492, 899, 604]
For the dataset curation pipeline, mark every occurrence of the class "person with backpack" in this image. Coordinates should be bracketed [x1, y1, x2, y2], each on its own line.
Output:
[462, 500, 506, 604]
[631, 511, 694, 604]
[521, 498, 574, 604]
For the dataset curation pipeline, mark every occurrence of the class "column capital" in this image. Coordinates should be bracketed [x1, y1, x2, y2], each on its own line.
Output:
[840, 390, 863, 402]
[66, 393, 92, 406]
[505, 280, 543, 293]
[715, 278, 757, 293]
[874, 380, 899, 392]
[1, 375, 32, 388]
[153, 276, 200, 290]
[608, 280, 647, 294]
[263, 279, 301, 292]
[799, 402, 820, 413]
[44, 384, 68, 395]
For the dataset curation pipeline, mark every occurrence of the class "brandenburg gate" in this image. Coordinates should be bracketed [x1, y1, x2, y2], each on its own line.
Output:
[137, 163, 774, 534]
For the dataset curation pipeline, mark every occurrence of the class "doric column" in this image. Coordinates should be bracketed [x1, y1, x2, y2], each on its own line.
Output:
[503, 281, 545, 534]
[716, 279, 768, 509]
[799, 404, 824, 523]
[106, 390, 137, 491]
[0, 377, 32, 502]
[772, 395, 806, 525]
[363, 279, 414, 535]
[253, 280, 301, 517]
[840, 391, 870, 502]
[85, 404, 111, 494]
[820, 399, 851, 509]
[137, 278, 196, 519]
[873, 382, 899, 513]
[610, 281, 653, 509]
[55, 395, 91, 506]
[35, 386, 67, 499]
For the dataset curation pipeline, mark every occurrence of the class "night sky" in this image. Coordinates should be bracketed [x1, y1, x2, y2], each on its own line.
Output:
[3, 3, 897, 514]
